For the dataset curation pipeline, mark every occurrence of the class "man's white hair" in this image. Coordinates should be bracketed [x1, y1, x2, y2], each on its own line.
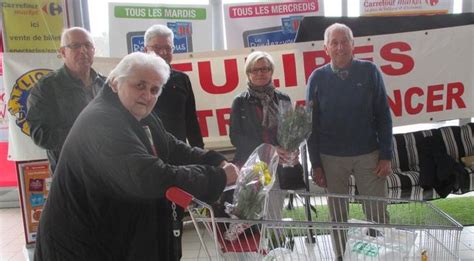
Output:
[144, 24, 174, 46]
[324, 23, 354, 46]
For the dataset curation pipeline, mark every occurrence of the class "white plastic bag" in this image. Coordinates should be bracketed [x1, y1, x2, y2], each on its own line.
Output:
[344, 219, 417, 260]
[224, 144, 279, 241]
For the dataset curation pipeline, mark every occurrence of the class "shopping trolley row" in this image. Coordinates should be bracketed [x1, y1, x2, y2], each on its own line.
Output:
[166, 187, 463, 260]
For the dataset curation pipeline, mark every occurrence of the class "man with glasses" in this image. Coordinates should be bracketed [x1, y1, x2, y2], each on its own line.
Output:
[27, 27, 106, 173]
[144, 24, 204, 148]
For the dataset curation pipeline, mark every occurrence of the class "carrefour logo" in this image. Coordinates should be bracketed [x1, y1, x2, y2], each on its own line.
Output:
[8, 69, 52, 136]
[425, 0, 439, 6]
[42, 3, 62, 16]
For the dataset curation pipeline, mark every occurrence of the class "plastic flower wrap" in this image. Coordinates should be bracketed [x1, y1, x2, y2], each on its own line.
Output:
[277, 101, 312, 165]
[224, 144, 279, 241]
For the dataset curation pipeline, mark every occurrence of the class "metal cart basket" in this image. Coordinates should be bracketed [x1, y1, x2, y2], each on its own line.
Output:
[166, 187, 463, 260]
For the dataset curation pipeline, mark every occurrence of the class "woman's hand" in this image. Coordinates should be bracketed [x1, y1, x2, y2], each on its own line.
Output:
[276, 147, 300, 165]
[220, 161, 239, 186]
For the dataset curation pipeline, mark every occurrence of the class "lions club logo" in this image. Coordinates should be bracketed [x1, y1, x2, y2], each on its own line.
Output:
[8, 69, 52, 136]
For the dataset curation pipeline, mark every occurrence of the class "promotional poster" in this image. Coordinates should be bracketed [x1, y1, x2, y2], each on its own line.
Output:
[17, 160, 51, 244]
[224, 0, 323, 49]
[1, 0, 66, 52]
[108, 2, 212, 57]
[360, 0, 453, 16]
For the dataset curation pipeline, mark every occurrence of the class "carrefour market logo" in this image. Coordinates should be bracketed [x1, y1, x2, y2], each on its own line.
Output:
[42, 3, 63, 16]
[8, 69, 52, 136]
[425, 0, 439, 6]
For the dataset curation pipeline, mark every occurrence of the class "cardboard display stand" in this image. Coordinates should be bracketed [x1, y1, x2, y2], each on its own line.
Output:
[16, 160, 51, 245]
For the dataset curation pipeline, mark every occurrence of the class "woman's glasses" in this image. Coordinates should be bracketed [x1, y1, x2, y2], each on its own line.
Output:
[249, 67, 271, 74]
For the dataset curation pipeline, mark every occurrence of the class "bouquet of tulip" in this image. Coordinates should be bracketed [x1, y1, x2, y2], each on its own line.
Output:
[277, 101, 312, 165]
[224, 144, 279, 241]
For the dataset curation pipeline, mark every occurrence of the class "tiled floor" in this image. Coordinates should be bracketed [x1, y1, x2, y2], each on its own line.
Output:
[0, 208, 28, 261]
[1, 203, 474, 261]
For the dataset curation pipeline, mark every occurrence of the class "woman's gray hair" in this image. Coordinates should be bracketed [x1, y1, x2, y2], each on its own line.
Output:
[60, 27, 94, 47]
[244, 51, 275, 75]
[144, 24, 174, 46]
[324, 23, 354, 46]
[106, 52, 170, 89]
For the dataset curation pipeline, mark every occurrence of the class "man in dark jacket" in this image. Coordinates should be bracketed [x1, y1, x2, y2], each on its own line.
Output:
[144, 24, 204, 148]
[26, 27, 105, 173]
[34, 52, 238, 260]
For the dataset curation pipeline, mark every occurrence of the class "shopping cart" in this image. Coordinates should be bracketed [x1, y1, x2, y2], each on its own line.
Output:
[166, 187, 463, 260]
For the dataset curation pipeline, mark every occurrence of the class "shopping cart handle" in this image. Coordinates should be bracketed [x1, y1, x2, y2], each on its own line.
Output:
[166, 187, 194, 208]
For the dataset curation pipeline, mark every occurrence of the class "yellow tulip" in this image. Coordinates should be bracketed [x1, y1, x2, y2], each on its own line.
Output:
[253, 162, 272, 186]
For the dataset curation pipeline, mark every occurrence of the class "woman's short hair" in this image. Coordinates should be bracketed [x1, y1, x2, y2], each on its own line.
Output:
[106, 52, 170, 89]
[324, 23, 354, 46]
[144, 24, 174, 46]
[244, 51, 275, 75]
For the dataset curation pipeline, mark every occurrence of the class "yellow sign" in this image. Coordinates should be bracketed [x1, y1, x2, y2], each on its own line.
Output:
[1, 0, 66, 52]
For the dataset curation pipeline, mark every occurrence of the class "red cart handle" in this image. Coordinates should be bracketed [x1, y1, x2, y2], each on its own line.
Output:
[166, 187, 194, 208]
